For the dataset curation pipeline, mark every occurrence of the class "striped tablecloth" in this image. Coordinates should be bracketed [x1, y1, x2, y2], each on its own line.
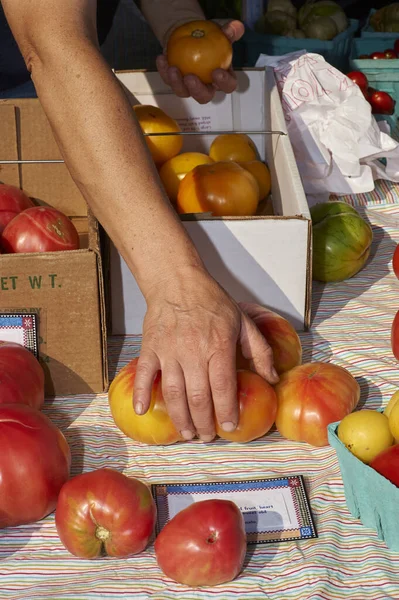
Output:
[1, 203, 399, 600]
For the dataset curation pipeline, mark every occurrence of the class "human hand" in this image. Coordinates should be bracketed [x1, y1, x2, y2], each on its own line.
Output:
[156, 20, 245, 105]
[132, 266, 279, 443]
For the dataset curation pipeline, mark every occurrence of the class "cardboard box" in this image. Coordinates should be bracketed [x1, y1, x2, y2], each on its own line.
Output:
[109, 68, 311, 334]
[0, 99, 108, 396]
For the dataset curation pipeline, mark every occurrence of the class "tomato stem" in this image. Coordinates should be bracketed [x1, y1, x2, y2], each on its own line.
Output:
[191, 29, 205, 39]
[95, 526, 110, 542]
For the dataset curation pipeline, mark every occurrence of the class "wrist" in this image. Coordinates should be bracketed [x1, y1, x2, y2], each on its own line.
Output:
[140, 0, 205, 47]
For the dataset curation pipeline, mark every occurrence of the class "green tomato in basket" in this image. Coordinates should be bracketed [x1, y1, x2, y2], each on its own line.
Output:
[311, 201, 373, 282]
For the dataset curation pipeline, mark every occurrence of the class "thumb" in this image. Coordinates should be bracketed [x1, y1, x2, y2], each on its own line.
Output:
[239, 312, 279, 385]
[221, 20, 245, 43]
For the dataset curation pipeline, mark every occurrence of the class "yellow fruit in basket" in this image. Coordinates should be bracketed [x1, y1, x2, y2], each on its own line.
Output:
[337, 410, 394, 464]
[133, 105, 183, 165]
[159, 152, 214, 203]
[384, 390, 399, 418]
[388, 400, 399, 442]
[239, 161, 271, 200]
[209, 134, 258, 162]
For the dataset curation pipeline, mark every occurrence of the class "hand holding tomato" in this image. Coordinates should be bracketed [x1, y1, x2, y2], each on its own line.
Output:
[157, 20, 245, 105]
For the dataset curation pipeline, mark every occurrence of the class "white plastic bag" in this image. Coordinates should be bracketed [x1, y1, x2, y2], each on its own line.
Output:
[256, 51, 399, 195]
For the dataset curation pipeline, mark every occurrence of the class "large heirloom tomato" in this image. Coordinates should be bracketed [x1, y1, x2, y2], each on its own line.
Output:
[159, 152, 214, 203]
[215, 370, 277, 443]
[393, 244, 399, 280]
[0, 404, 71, 528]
[133, 104, 183, 165]
[155, 499, 246, 587]
[311, 201, 373, 282]
[0, 342, 44, 409]
[108, 358, 182, 445]
[2, 206, 80, 253]
[0, 184, 34, 233]
[237, 303, 302, 375]
[166, 21, 233, 85]
[55, 468, 157, 558]
[392, 310, 399, 361]
[177, 161, 259, 216]
[275, 362, 360, 447]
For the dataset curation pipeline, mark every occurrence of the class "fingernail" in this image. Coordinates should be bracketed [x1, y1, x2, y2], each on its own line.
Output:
[200, 434, 215, 443]
[222, 421, 236, 432]
[272, 368, 279, 379]
[135, 402, 144, 415]
[181, 429, 195, 441]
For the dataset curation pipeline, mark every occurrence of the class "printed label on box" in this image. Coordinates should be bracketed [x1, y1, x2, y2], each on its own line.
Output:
[0, 312, 39, 357]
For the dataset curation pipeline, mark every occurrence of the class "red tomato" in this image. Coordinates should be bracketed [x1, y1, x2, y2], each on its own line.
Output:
[0, 404, 71, 528]
[215, 370, 277, 443]
[370, 444, 399, 487]
[392, 310, 399, 361]
[358, 54, 370, 59]
[55, 468, 157, 558]
[370, 52, 387, 60]
[2, 206, 80, 253]
[237, 303, 302, 375]
[274, 362, 360, 447]
[0, 342, 44, 409]
[347, 71, 368, 92]
[393, 244, 399, 280]
[384, 49, 398, 59]
[395, 39, 399, 55]
[369, 91, 396, 115]
[155, 499, 246, 587]
[0, 184, 34, 234]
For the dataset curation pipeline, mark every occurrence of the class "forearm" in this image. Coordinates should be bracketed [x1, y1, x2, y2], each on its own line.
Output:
[3, 8, 203, 296]
[140, 0, 205, 46]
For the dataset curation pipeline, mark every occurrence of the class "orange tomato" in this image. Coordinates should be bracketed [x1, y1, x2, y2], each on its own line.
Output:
[133, 105, 182, 165]
[166, 21, 232, 85]
[239, 161, 271, 200]
[216, 371, 278, 443]
[159, 152, 214, 203]
[209, 134, 259, 162]
[108, 358, 181, 446]
[177, 161, 259, 216]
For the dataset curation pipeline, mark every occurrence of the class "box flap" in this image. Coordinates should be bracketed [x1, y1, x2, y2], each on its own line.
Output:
[0, 100, 87, 217]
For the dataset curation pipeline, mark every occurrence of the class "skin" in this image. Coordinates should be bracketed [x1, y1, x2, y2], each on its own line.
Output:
[2, 0, 278, 442]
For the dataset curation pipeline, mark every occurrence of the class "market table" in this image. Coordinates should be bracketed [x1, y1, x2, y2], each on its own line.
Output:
[1, 201, 398, 599]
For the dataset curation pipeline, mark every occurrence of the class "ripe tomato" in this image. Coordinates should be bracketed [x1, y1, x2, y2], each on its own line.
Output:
[215, 370, 277, 443]
[369, 90, 396, 115]
[237, 303, 302, 375]
[393, 244, 399, 279]
[370, 52, 387, 59]
[0, 342, 44, 409]
[55, 468, 157, 558]
[166, 21, 232, 85]
[155, 499, 246, 587]
[210, 134, 258, 163]
[2, 206, 80, 253]
[177, 161, 259, 216]
[0, 404, 71, 528]
[0, 184, 34, 234]
[238, 161, 271, 200]
[159, 152, 214, 203]
[370, 444, 399, 487]
[108, 358, 182, 445]
[346, 71, 368, 92]
[395, 39, 399, 55]
[392, 310, 399, 361]
[134, 104, 183, 165]
[384, 49, 398, 59]
[275, 362, 360, 447]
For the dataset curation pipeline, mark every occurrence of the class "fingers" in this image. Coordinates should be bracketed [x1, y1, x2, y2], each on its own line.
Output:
[240, 313, 280, 385]
[161, 360, 195, 441]
[183, 75, 215, 104]
[156, 56, 190, 98]
[221, 20, 245, 43]
[134, 350, 160, 415]
[184, 366, 215, 442]
[209, 350, 238, 433]
[212, 68, 238, 94]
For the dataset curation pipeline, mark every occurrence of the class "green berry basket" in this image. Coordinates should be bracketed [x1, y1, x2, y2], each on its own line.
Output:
[327, 417, 399, 552]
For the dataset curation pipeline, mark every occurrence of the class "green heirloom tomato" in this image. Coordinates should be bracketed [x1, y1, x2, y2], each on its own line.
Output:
[311, 202, 373, 282]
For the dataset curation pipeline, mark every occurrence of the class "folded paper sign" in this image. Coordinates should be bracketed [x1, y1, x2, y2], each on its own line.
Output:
[256, 52, 399, 198]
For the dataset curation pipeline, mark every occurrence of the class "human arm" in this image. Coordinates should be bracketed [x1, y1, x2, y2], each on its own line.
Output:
[2, 0, 278, 441]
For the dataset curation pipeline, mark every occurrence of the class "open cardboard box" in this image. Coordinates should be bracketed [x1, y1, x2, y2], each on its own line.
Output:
[109, 68, 312, 334]
[0, 100, 108, 396]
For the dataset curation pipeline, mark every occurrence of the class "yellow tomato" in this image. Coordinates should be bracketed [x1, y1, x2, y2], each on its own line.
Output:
[239, 161, 271, 200]
[337, 410, 394, 464]
[133, 105, 182, 165]
[384, 390, 399, 417]
[166, 21, 232, 85]
[209, 134, 259, 162]
[177, 161, 260, 217]
[159, 152, 214, 203]
[388, 400, 399, 441]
